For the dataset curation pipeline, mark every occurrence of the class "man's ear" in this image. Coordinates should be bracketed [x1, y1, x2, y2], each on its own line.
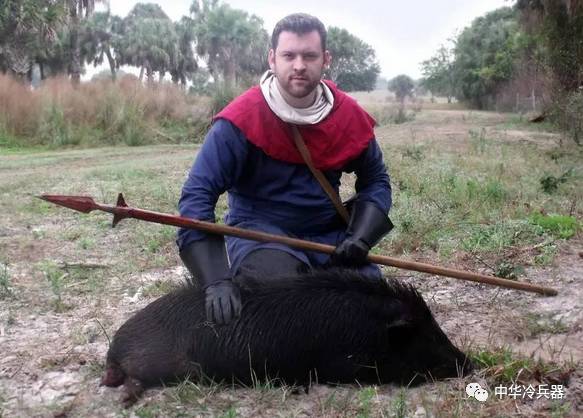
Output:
[268, 49, 275, 71]
[324, 50, 332, 70]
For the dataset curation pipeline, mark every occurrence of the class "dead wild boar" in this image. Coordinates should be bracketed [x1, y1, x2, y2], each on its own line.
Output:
[102, 269, 472, 404]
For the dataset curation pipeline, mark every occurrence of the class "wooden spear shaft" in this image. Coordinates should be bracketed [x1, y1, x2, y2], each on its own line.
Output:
[39, 193, 558, 296]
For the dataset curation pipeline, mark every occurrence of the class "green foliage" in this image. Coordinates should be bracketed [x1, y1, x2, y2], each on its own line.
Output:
[494, 261, 525, 280]
[79, 11, 123, 81]
[39, 261, 68, 312]
[0, 0, 67, 77]
[365, 104, 415, 126]
[325, 27, 380, 92]
[210, 83, 242, 116]
[534, 242, 558, 265]
[516, 1, 583, 144]
[388, 74, 415, 102]
[0, 262, 13, 299]
[38, 103, 78, 147]
[528, 213, 579, 239]
[453, 7, 519, 108]
[402, 145, 424, 161]
[389, 389, 408, 418]
[468, 128, 489, 153]
[218, 407, 238, 418]
[356, 387, 376, 418]
[551, 89, 583, 145]
[517, 0, 583, 92]
[118, 4, 178, 83]
[171, 16, 199, 85]
[191, 0, 268, 86]
[539, 168, 572, 193]
[462, 220, 538, 253]
[469, 347, 529, 384]
[420, 43, 457, 102]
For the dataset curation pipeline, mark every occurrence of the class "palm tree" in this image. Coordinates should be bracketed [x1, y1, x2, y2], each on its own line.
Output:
[171, 16, 198, 86]
[117, 3, 179, 84]
[67, 0, 99, 85]
[80, 11, 122, 81]
[0, 0, 67, 80]
[190, 0, 268, 87]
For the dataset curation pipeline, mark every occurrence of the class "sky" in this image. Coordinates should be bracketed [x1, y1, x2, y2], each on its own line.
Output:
[98, 0, 514, 80]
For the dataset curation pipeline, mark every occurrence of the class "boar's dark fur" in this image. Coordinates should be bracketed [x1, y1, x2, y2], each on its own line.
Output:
[102, 269, 472, 402]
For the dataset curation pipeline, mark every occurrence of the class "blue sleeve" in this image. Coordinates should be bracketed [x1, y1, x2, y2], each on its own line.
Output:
[350, 139, 392, 214]
[176, 119, 248, 250]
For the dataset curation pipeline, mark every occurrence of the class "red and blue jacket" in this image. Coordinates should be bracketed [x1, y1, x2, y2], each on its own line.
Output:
[177, 81, 391, 274]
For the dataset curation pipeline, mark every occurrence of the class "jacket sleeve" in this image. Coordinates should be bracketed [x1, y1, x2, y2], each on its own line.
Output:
[176, 119, 248, 250]
[348, 139, 392, 214]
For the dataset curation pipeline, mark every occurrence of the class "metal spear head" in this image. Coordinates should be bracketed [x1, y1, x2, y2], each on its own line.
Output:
[38, 195, 98, 213]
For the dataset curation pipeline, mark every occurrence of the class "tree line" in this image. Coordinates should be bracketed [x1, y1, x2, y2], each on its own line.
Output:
[419, 1, 583, 142]
[0, 0, 381, 91]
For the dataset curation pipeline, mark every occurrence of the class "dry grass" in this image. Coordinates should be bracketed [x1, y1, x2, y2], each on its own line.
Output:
[0, 74, 210, 147]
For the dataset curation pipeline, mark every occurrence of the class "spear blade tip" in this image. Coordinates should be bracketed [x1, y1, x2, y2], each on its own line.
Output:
[38, 194, 97, 214]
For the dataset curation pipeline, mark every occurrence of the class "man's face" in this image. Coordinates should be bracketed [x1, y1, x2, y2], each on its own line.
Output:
[268, 30, 331, 100]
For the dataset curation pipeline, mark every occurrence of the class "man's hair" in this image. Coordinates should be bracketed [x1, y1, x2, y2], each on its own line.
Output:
[271, 13, 327, 51]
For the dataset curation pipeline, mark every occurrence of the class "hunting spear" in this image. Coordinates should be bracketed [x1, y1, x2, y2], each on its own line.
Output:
[38, 193, 558, 296]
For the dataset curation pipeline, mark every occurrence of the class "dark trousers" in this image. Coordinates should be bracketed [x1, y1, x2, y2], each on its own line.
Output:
[235, 249, 308, 277]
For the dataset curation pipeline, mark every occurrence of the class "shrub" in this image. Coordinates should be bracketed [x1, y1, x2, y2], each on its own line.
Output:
[539, 169, 573, 194]
[528, 213, 579, 239]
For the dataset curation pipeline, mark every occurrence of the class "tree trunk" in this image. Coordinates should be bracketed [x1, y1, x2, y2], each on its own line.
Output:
[69, 4, 81, 86]
[139, 66, 145, 82]
[145, 61, 154, 85]
[222, 47, 236, 87]
[105, 49, 116, 82]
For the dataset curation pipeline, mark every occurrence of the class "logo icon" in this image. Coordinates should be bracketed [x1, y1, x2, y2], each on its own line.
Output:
[466, 382, 489, 402]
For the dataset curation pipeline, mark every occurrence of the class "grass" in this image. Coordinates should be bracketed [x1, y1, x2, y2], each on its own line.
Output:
[0, 74, 210, 149]
[469, 346, 576, 386]
[1, 98, 580, 417]
[382, 124, 582, 264]
[142, 279, 180, 298]
[498, 113, 557, 132]
[0, 261, 12, 299]
[356, 386, 376, 418]
[38, 261, 68, 312]
[364, 103, 416, 126]
[523, 313, 569, 337]
[528, 213, 580, 239]
[389, 388, 408, 418]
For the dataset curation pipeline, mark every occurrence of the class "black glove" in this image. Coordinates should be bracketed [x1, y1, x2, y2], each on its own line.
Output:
[205, 280, 241, 325]
[179, 235, 242, 325]
[330, 200, 393, 267]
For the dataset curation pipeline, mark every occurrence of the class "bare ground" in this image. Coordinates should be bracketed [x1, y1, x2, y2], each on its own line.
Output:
[0, 109, 581, 417]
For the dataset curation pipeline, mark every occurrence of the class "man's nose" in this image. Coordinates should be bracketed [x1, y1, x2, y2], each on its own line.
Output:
[292, 56, 307, 72]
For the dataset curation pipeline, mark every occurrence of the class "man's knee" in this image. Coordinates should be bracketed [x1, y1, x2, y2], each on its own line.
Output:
[236, 249, 309, 277]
